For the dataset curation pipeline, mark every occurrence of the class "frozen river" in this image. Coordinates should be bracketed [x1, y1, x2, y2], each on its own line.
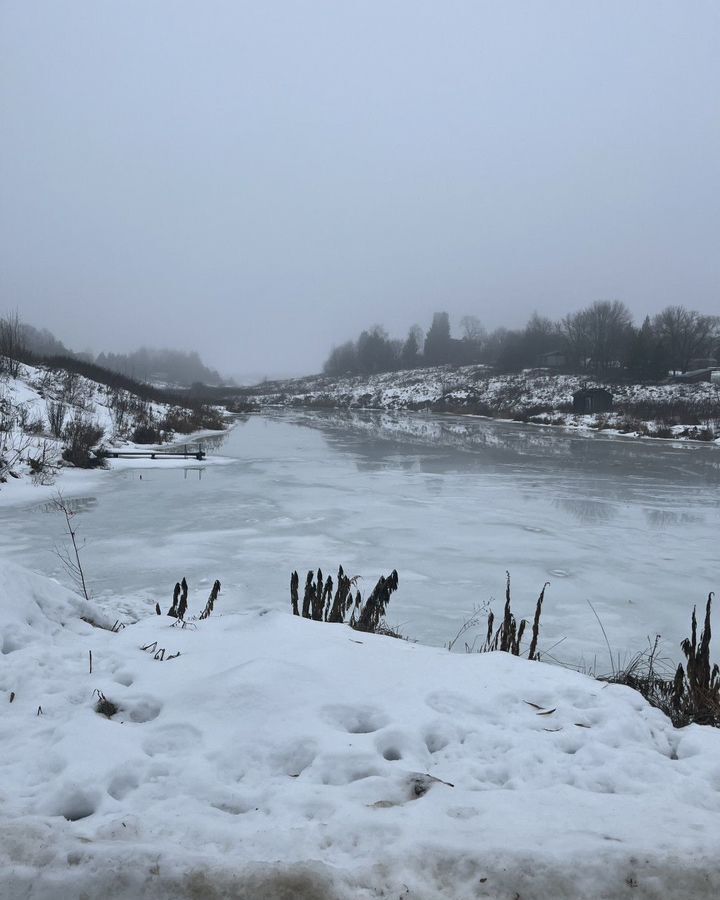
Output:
[3, 411, 720, 666]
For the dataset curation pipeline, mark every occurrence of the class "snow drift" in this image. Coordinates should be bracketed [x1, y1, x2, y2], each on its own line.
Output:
[2, 563, 720, 899]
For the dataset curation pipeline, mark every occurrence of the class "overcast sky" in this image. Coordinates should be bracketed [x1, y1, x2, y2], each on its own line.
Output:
[1, 2, 718, 379]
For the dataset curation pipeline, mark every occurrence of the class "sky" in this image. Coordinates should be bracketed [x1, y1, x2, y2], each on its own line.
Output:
[1, 1, 719, 380]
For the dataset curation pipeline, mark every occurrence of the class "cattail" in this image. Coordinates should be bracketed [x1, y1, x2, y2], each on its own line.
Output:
[527, 583, 549, 661]
[290, 571, 299, 616]
[168, 582, 181, 617]
[200, 580, 221, 619]
[177, 577, 189, 620]
[302, 571, 314, 619]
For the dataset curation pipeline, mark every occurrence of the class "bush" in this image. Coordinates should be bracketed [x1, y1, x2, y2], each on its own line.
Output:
[61, 417, 105, 468]
[131, 423, 162, 444]
[158, 404, 226, 435]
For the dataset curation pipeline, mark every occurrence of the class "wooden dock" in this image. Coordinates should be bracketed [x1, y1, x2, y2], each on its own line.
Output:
[100, 444, 206, 461]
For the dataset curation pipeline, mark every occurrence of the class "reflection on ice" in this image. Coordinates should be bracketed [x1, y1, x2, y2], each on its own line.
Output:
[554, 497, 617, 525]
[294, 409, 720, 486]
[642, 508, 704, 530]
[34, 495, 98, 516]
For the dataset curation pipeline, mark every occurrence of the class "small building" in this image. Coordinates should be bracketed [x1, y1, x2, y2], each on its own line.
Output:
[573, 387, 613, 414]
[538, 351, 566, 369]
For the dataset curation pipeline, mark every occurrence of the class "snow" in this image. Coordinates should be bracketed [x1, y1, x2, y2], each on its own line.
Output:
[244, 364, 720, 444]
[3, 362, 720, 896]
[2, 562, 720, 899]
[1, 363, 231, 503]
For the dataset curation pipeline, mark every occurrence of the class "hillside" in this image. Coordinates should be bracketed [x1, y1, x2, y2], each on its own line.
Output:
[0, 361, 227, 497]
[236, 365, 720, 443]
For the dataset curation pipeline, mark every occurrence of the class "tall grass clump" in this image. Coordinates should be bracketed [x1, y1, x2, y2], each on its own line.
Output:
[290, 565, 399, 636]
[473, 573, 547, 660]
[606, 593, 720, 727]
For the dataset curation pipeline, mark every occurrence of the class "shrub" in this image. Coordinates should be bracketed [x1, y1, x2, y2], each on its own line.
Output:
[652, 424, 674, 439]
[159, 404, 225, 435]
[61, 416, 105, 468]
[131, 423, 162, 444]
[28, 440, 59, 484]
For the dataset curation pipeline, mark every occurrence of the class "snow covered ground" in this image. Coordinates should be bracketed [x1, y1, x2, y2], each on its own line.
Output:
[0, 363, 230, 503]
[3, 367, 720, 897]
[2, 561, 720, 899]
[242, 364, 720, 444]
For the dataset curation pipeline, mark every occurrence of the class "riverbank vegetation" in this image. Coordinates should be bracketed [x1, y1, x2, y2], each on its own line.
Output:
[1, 324, 228, 488]
[6, 559, 720, 899]
[289, 562, 719, 730]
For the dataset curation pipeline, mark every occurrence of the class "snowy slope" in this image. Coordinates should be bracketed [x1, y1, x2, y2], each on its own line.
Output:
[2, 564, 720, 899]
[1, 363, 230, 503]
[243, 365, 720, 443]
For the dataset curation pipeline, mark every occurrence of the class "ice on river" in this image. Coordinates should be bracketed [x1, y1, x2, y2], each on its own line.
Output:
[1, 410, 718, 666]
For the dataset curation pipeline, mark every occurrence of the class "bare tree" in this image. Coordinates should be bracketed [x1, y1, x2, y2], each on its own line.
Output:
[563, 300, 633, 374]
[652, 306, 719, 373]
[0, 309, 25, 378]
[459, 315, 486, 344]
[46, 400, 67, 438]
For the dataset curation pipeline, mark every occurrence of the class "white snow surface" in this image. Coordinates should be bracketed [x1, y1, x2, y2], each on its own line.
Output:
[2, 564, 720, 899]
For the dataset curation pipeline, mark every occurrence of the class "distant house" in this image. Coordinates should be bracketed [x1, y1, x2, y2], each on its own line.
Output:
[538, 351, 566, 369]
[572, 388, 613, 414]
[672, 367, 720, 385]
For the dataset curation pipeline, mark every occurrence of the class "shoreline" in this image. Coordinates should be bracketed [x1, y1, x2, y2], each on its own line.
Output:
[256, 402, 720, 449]
[235, 361, 720, 448]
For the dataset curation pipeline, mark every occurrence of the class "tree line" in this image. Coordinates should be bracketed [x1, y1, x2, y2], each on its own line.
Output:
[0, 313, 224, 388]
[323, 303, 720, 379]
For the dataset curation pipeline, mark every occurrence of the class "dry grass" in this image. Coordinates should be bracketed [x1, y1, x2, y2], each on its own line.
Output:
[290, 565, 399, 636]
[469, 573, 547, 660]
[605, 594, 720, 727]
[199, 580, 221, 620]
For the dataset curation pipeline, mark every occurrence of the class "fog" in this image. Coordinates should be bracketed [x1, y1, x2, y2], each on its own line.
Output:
[1, 1, 718, 379]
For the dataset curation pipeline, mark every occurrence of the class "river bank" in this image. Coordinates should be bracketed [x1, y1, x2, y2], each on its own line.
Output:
[2, 560, 720, 900]
[235, 365, 720, 445]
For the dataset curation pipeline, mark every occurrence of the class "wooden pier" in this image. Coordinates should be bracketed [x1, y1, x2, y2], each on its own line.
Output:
[99, 444, 206, 461]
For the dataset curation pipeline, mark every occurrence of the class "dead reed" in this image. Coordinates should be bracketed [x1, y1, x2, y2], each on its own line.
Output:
[290, 565, 398, 635]
[167, 578, 188, 618]
[475, 573, 548, 660]
[606, 593, 720, 727]
[164, 576, 221, 621]
[200, 580, 221, 620]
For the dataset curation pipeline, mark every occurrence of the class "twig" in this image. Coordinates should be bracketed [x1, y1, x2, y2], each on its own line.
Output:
[53, 492, 91, 603]
[587, 599, 615, 676]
